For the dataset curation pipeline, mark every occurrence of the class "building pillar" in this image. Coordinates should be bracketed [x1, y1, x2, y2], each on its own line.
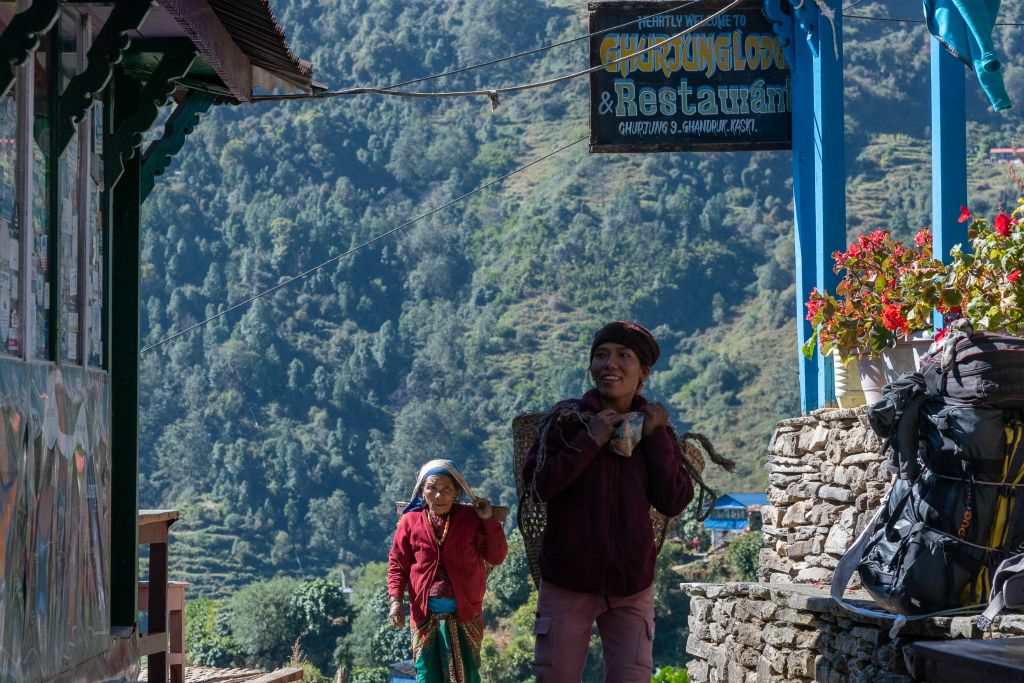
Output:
[930, 39, 968, 328]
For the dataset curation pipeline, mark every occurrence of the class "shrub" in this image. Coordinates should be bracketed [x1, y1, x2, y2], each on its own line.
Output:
[726, 531, 764, 581]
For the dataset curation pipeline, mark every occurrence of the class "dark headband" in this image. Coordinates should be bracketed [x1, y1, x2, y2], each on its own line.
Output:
[590, 321, 660, 368]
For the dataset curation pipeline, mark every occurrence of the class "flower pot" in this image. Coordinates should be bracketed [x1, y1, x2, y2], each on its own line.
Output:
[834, 352, 866, 409]
[853, 332, 936, 405]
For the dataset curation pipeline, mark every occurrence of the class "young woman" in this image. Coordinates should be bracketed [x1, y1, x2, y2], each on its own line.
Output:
[388, 459, 507, 683]
[522, 320, 694, 683]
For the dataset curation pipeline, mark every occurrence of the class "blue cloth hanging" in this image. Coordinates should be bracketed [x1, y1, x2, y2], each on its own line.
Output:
[924, 0, 1011, 110]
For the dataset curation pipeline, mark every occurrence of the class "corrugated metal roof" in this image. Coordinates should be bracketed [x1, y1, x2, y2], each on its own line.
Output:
[207, 0, 315, 93]
[713, 493, 769, 509]
[156, 0, 317, 100]
[703, 518, 751, 531]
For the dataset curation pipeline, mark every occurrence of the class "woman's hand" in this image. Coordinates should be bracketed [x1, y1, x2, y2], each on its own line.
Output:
[640, 403, 669, 435]
[389, 599, 405, 627]
[474, 498, 494, 520]
[588, 409, 625, 445]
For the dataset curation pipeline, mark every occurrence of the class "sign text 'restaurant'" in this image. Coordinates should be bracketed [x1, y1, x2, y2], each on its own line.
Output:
[589, 0, 792, 153]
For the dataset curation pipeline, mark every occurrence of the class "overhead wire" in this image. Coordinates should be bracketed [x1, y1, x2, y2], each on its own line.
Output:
[142, 134, 589, 353]
[149, 2, 752, 350]
[251, 0, 744, 104]
[839, 0, 1024, 24]
[843, 11, 1024, 24]
[382, 0, 705, 92]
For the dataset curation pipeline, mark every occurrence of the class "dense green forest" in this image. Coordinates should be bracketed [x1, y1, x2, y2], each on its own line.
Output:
[137, 0, 1024, 675]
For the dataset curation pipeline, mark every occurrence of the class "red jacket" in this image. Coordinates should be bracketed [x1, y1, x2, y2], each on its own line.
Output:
[388, 503, 508, 624]
[521, 389, 694, 596]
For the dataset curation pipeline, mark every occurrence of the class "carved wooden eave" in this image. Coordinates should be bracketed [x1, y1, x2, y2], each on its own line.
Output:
[155, 0, 254, 101]
[157, 0, 316, 102]
[70, 0, 317, 104]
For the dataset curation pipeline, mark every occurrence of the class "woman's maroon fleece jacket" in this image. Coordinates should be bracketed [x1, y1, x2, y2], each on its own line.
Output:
[521, 389, 694, 596]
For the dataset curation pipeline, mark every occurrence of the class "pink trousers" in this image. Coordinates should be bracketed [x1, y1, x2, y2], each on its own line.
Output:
[533, 580, 655, 683]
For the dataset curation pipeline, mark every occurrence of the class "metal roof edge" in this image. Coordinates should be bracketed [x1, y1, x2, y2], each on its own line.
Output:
[157, 0, 253, 102]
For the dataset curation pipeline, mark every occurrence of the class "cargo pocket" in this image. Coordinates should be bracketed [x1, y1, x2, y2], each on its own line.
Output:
[635, 618, 654, 667]
[533, 616, 554, 665]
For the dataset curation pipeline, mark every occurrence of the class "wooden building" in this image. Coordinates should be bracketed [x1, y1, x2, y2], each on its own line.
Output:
[703, 492, 768, 550]
[0, 3, 315, 682]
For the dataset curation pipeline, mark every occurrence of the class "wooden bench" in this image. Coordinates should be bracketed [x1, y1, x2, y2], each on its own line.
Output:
[909, 637, 1024, 682]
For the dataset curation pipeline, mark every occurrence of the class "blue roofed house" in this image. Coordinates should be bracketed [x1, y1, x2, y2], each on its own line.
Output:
[388, 660, 416, 683]
[703, 493, 769, 550]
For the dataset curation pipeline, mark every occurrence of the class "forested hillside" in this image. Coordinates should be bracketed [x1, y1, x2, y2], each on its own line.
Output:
[139, 0, 1024, 595]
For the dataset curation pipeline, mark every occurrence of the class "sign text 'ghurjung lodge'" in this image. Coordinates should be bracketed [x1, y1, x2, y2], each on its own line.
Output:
[589, 0, 792, 153]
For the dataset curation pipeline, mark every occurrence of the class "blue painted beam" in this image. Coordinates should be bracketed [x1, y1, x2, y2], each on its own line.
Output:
[812, 5, 846, 406]
[930, 38, 968, 329]
[792, 30, 818, 413]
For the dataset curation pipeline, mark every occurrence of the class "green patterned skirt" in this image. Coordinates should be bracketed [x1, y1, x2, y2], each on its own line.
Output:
[411, 599, 482, 683]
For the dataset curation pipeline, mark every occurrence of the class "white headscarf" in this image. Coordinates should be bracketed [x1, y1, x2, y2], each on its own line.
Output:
[403, 459, 475, 514]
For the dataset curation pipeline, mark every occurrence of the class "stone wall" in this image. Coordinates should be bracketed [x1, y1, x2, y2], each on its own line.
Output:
[684, 582, 1024, 683]
[757, 406, 887, 586]
[683, 405, 1024, 683]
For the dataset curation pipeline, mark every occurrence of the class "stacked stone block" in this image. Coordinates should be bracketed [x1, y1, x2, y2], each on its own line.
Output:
[757, 407, 889, 586]
[684, 582, 1024, 683]
[683, 405, 1024, 682]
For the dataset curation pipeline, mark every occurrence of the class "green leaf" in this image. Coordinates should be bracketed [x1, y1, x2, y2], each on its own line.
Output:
[941, 289, 962, 306]
[801, 330, 818, 361]
[874, 274, 887, 294]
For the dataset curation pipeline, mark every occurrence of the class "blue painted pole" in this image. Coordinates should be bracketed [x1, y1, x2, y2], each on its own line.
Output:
[792, 31, 818, 413]
[812, 5, 845, 406]
[930, 38, 968, 329]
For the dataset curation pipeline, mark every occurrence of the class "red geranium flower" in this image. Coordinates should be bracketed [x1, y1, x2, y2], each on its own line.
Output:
[995, 212, 1013, 237]
[805, 297, 824, 322]
[914, 228, 931, 247]
[958, 206, 971, 223]
[934, 327, 946, 343]
[881, 304, 908, 333]
[1010, 270, 1022, 284]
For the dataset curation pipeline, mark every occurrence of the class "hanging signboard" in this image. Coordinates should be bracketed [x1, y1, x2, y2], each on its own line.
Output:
[589, 0, 792, 152]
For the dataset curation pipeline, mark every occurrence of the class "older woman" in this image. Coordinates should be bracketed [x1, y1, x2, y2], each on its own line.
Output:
[388, 459, 507, 683]
[522, 320, 694, 683]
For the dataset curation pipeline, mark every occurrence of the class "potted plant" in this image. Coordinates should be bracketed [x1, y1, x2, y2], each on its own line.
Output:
[942, 204, 1024, 336]
[803, 228, 944, 403]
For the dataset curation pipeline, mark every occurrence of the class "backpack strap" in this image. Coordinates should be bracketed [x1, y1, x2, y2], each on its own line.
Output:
[830, 485, 982, 636]
[830, 492, 910, 637]
[977, 553, 1024, 630]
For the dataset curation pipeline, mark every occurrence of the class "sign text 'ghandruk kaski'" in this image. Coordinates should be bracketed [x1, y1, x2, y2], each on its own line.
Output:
[589, 0, 792, 152]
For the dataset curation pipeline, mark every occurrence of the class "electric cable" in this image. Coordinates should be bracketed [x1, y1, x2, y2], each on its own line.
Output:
[250, 0, 744, 104]
[842, 14, 924, 22]
[844, 13, 1024, 24]
[142, 134, 589, 353]
[383, 0, 705, 92]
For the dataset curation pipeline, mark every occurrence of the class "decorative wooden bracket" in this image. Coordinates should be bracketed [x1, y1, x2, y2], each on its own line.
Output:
[140, 90, 215, 200]
[791, 0, 818, 56]
[780, 0, 840, 60]
[57, 1, 154, 154]
[763, 0, 795, 70]
[0, 0, 60, 98]
[106, 49, 196, 190]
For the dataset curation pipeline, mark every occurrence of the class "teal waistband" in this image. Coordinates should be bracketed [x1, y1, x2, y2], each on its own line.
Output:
[428, 597, 457, 614]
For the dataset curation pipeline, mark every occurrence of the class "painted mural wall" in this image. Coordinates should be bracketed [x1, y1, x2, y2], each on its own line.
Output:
[0, 361, 111, 682]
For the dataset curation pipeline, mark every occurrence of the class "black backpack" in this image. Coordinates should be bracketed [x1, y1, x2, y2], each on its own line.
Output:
[919, 331, 1024, 409]
[833, 332, 1024, 621]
